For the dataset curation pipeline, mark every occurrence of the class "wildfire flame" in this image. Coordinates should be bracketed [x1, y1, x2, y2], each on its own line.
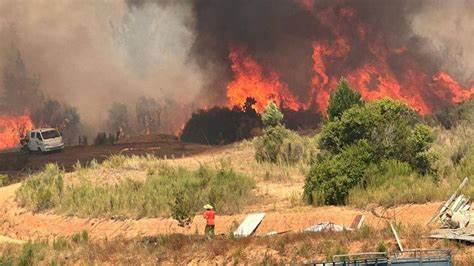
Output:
[226, 5, 474, 115]
[227, 44, 301, 112]
[0, 114, 34, 151]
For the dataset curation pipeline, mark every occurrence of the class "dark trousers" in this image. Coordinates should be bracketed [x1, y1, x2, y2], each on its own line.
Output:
[205, 224, 215, 239]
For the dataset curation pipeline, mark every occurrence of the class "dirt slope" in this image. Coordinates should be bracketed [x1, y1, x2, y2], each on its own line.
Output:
[0, 180, 441, 242]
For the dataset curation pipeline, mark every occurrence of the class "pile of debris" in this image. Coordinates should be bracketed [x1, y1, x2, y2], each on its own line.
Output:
[232, 213, 365, 238]
[428, 177, 474, 242]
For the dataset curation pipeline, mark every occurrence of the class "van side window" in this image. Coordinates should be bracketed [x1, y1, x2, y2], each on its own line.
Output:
[29, 132, 34, 138]
[37, 133, 43, 140]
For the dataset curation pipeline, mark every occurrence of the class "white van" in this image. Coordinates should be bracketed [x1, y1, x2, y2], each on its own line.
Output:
[23, 128, 65, 153]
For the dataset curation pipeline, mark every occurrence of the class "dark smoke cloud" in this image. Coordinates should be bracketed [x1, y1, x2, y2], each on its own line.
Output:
[0, 0, 472, 135]
[189, 0, 473, 104]
[191, 0, 318, 105]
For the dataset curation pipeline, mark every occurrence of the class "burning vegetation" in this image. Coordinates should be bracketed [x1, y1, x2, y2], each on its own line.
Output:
[221, 3, 474, 116]
[0, 0, 473, 150]
[0, 114, 34, 150]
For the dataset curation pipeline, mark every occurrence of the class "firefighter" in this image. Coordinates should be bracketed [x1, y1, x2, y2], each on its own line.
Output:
[203, 204, 215, 239]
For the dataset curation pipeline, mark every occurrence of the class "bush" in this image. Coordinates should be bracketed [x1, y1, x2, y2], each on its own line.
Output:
[254, 125, 289, 163]
[347, 159, 444, 207]
[17, 241, 47, 266]
[16, 162, 255, 220]
[255, 102, 316, 164]
[180, 97, 261, 145]
[16, 164, 64, 212]
[278, 131, 306, 164]
[305, 81, 437, 205]
[261, 102, 283, 128]
[304, 140, 374, 205]
[319, 99, 435, 172]
[0, 174, 6, 187]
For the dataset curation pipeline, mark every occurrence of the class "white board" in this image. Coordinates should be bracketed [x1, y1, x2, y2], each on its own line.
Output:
[233, 213, 265, 237]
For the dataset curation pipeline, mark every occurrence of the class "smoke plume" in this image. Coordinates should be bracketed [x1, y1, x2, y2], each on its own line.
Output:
[0, 0, 473, 142]
[0, 0, 203, 129]
[189, 0, 473, 112]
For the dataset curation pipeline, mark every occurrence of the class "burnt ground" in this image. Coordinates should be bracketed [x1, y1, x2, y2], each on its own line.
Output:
[0, 134, 212, 183]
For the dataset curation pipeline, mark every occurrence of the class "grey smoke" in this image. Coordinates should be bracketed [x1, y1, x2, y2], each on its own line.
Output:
[409, 0, 474, 85]
[0, 0, 472, 133]
[0, 0, 203, 129]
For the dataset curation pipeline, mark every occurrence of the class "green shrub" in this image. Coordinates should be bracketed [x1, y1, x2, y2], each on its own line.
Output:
[52, 237, 70, 251]
[0, 174, 6, 187]
[261, 101, 283, 128]
[17, 243, 34, 266]
[306, 87, 437, 204]
[278, 131, 307, 164]
[17, 241, 47, 266]
[16, 164, 64, 212]
[304, 140, 374, 205]
[254, 125, 289, 163]
[0, 249, 14, 266]
[376, 241, 386, 253]
[255, 101, 316, 164]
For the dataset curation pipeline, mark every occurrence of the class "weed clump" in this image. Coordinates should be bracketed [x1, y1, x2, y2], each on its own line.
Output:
[16, 164, 64, 212]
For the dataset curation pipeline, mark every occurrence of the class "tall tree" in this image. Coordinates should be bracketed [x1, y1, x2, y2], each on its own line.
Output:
[327, 78, 362, 121]
[136, 96, 161, 134]
[1, 44, 43, 113]
[107, 102, 130, 136]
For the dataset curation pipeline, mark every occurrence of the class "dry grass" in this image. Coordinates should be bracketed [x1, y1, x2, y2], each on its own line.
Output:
[16, 162, 256, 218]
[1, 223, 471, 265]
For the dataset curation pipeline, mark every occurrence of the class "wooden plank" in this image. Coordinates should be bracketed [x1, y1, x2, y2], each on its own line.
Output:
[233, 213, 265, 237]
[428, 177, 468, 225]
[350, 214, 365, 230]
[390, 222, 404, 252]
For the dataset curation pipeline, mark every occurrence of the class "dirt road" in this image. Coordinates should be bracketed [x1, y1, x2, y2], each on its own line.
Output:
[0, 134, 211, 180]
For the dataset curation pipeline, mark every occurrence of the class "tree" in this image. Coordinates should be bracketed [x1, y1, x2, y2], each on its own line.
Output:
[305, 98, 436, 205]
[106, 102, 130, 136]
[180, 97, 261, 145]
[327, 78, 362, 121]
[261, 101, 284, 128]
[136, 96, 161, 134]
[1, 44, 43, 113]
[31, 100, 82, 144]
[254, 101, 312, 164]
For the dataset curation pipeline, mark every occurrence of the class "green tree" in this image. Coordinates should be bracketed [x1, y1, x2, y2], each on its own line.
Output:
[1, 43, 43, 113]
[327, 78, 362, 121]
[261, 101, 284, 128]
[306, 98, 436, 205]
[254, 101, 312, 164]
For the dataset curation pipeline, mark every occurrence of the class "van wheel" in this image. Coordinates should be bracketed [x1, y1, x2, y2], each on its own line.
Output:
[37, 147, 43, 153]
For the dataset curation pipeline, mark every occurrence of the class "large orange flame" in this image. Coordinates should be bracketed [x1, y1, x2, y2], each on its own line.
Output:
[227, 45, 301, 112]
[226, 5, 474, 115]
[0, 114, 34, 151]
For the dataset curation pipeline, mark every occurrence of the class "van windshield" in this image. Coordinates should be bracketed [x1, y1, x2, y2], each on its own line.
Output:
[41, 130, 60, 139]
